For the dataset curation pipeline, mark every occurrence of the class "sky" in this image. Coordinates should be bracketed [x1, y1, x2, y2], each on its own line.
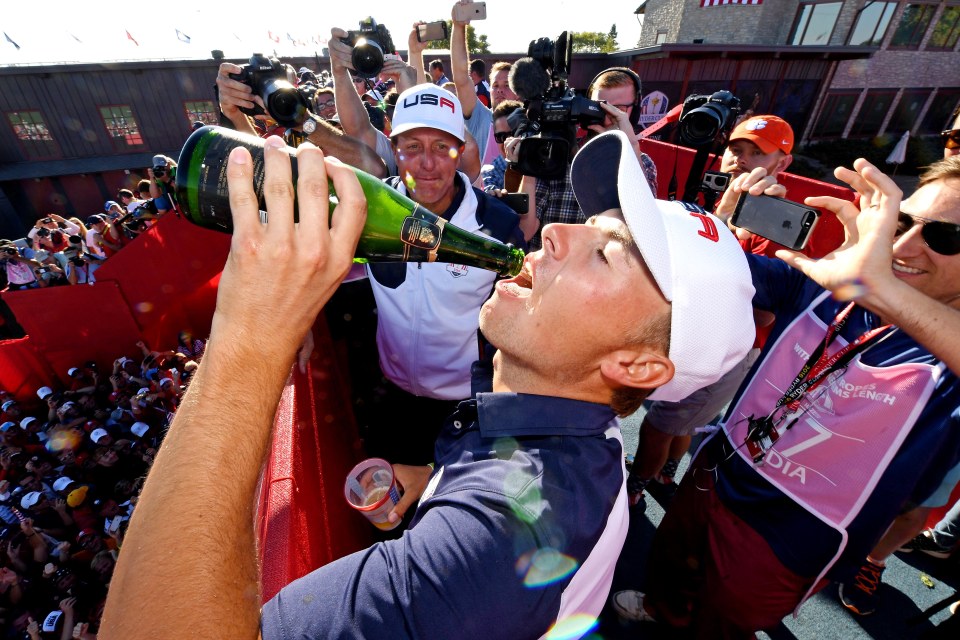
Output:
[1, 1, 645, 66]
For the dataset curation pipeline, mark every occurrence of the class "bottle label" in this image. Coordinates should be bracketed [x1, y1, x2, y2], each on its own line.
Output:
[400, 217, 443, 251]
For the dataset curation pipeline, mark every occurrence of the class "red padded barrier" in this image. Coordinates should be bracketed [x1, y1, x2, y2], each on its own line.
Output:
[0, 337, 56, 404]
[638, 137, 856, 212]
[96, 212, 231, 344]
[257, 319, 373, 603]
[2, 281, 143, 388]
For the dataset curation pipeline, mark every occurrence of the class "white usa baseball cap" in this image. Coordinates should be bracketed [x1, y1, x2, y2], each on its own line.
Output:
[389, 84, 465, 143]
[570, 131, 756, 402]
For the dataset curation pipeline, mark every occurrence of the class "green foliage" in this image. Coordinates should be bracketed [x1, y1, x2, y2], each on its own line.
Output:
[430, 22, 490, 54]
[571, 31, 618, 53]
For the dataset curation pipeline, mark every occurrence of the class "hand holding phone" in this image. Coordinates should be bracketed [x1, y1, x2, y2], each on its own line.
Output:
[416, 21, 449, 43]
[453, 1, 487, 22]
[731, 194, 820, 252]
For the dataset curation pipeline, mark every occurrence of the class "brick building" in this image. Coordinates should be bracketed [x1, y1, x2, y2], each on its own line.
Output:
[636, 0, 960, 142]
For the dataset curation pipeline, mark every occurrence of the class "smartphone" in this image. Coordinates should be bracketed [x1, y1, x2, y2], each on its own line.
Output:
[416, 21, 449, 43]
[731, 194, 820, 251]
[499, 193, 529, 215]
[453, 1, 487, 21]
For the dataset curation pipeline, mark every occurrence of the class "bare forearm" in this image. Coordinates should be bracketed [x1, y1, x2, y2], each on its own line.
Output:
[307, 122, 386, 178]
[518, 176, 540, 242]
[451, 24, 477, 116]
[860, 280, 960, 375]
[100, 334, 294, 639]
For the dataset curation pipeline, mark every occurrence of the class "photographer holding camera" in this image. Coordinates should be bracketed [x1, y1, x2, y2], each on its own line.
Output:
[1, 245, 43, 290]
[146, 154, 179, 216]
[215, 57, 387, 177]
[500, 48, 657, 249]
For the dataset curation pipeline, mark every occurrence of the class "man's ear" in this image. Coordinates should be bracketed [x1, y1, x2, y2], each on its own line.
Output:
[599, 350, 675, 392]
[775, 153, 793, 175]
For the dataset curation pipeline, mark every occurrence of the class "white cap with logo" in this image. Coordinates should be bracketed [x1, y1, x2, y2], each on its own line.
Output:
[570, 131, 756, 402]
[389, 84, 465, 143]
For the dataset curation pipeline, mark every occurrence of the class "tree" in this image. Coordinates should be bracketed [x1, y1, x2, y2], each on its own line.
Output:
[570, 31, 617, 53]
[431, 22, 491, 54]
[608, 24, 619, 50]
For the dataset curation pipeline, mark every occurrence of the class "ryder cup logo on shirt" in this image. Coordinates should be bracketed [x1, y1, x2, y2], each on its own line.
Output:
[446, 264, 469, 278]
[746, 119, 768, 131]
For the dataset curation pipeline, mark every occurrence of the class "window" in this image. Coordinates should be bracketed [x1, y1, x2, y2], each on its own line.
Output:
[655, 31, 668, 45]
[7, 110, 53, 141]
[813, 92, 858, 137]
[98, 105, 144, 147]
[6, 110, 59, 160]
[889, 3, 937, 48]
[848, 1, 898, 45]
[789, 1, 843, 45]
[920, 90, 960, 134]
[929, 5, 960, 49]
[850, 90, 897, 137]
[184, 100, 219, 126]
[888, 89, 933, 133]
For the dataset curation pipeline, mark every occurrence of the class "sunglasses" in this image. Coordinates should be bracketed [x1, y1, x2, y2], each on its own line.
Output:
[896, 212, 960, 256]
[494, 131, 512, 144]
[942, 129, 960, 150]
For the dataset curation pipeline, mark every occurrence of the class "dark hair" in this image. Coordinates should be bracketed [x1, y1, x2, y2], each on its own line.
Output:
[493, 99, 522, 121]
[470, 59, 486, 77]
[117, 188, 134, 200]
[429, 59, 445, 72]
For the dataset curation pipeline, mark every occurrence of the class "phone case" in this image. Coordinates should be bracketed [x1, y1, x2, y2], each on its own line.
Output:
[732, 194, 820, 252]
[453, 2, 487, 21]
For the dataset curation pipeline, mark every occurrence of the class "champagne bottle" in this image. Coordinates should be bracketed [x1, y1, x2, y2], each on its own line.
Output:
[175, 126, 524, 276]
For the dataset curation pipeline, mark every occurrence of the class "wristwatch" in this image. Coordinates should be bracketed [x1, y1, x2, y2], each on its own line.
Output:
[302, 114, 318, 135]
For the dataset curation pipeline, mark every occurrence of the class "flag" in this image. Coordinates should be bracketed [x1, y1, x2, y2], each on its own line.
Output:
[268, 30, 280, 43]
[175, 29, 191, 44]
[701, 0, 762, 6]
[4, 32, 20, 50]
[886, 131, 910, 166]
[126, 30, 139, 46]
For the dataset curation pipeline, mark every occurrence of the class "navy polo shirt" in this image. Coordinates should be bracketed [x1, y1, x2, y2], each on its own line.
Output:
[261, 393, 627, 639]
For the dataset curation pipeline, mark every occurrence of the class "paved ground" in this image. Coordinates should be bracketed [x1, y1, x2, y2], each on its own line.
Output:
[593, 410, 960, 639]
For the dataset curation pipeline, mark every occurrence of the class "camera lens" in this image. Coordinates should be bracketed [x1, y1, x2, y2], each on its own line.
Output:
[680, 106, 723, 147]
[259, 78, 308, 127]
[351, 38, 384, 78]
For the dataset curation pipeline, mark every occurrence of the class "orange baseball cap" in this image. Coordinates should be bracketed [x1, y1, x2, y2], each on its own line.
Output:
[729, 115, 794, 155]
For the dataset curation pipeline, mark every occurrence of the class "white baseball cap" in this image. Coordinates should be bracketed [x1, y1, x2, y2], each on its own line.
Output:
[67, 367, 80, 377]
[570, 130, 756, 402]
[20, 490, 42, 509]
[131, 421, 150, 438]
[90, 428, 110, 444]
[37, 386, 53, 400]
[389, 84, 465, 143]
[53, 477, 74, 492]
[20, 416, 37, 429]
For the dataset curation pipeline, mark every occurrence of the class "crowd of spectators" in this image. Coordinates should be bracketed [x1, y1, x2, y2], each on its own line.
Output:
[1, 155, 178, 293]
[0, 334, 201, 638]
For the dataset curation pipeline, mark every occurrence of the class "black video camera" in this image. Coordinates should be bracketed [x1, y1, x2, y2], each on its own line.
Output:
[341, 17, 396, 79]
[512, 32, 605, 179]
[678, 90, 741, 147]
[229, 53, 310, 128]
[133, 199, 159, 217]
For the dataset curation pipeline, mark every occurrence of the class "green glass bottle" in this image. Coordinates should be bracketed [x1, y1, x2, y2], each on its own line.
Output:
[175, 126, 524, 277]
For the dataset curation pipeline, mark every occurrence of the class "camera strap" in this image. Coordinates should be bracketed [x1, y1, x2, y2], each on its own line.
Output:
[773, 302, 893, 413]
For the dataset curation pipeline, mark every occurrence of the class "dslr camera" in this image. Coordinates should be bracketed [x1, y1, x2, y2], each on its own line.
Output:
[511, 32, 605, 179]
[229, 53, 310, 128]
[678, 90, 741, 147]
[341, 17, 396, 79]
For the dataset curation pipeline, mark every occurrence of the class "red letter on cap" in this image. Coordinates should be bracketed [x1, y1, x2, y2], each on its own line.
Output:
[690, 212, 719, 242]
[440, 97, 455, 113]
